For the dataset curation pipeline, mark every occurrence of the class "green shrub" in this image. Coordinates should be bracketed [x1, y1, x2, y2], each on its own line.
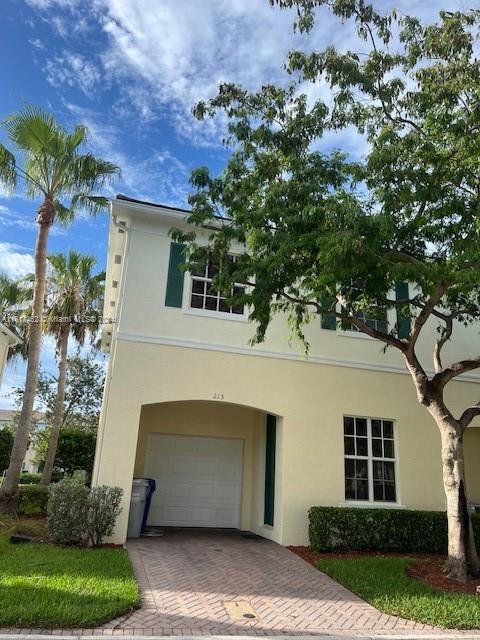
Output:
[309, 506, 480, 553]
[47, 473, 123, 546]
[19, 472, 41, 484]
[17, 485, 48, 516]
[86, 486, 123, 546]
[47, 474, 89, 545]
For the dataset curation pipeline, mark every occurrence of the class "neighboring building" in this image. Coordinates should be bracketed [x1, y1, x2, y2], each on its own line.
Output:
[92, 195, 480, 545]
[0, 409, 46, 474]
[0, 323, 20, 386]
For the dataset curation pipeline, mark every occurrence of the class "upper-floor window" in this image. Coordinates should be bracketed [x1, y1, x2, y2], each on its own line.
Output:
[343, 415, 396, 503]
[190, 256, 245, 316]
[348, 308, 388, 334]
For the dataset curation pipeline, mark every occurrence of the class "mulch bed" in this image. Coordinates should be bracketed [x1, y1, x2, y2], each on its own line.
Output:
[289, 545, 480, 595]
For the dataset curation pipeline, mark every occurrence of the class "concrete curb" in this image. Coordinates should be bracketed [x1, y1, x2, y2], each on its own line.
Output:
[1, 635, 480, 640]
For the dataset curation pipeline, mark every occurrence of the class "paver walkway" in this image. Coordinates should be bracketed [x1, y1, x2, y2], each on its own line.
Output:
[3, 529, 480, 637]
[99, 529, 441, 636]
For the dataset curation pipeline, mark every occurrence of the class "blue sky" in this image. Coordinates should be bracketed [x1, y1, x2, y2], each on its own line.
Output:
[0, 0, 465, 408]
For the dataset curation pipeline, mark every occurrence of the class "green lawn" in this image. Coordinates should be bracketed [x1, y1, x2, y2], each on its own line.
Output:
[0, 531, 140, 627]
[317, 556, 480, 629]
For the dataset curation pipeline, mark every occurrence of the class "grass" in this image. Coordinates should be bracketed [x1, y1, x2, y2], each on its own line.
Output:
[0, 526, 140, 628]
[317, 556, 480, 629]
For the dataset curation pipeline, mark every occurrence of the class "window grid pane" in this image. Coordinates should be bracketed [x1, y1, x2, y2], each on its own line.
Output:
[343, 416, 396, 504]
[350, 308, 388, 333]
[189, 258, 246, 316]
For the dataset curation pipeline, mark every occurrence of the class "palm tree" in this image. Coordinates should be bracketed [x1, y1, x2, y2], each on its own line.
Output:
[40, 252, 105, 486]
[0, 106, 119, 501]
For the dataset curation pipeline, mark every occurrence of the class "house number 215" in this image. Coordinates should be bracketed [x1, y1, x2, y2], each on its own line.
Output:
[213, 393, 224, 400]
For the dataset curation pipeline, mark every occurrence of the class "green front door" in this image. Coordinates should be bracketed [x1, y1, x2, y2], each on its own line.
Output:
[264, 414, 276, 526]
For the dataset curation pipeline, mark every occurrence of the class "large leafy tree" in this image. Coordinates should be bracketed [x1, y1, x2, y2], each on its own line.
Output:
[176, 3, 480, 580]
[0, 107, 119, 501]
[53, 428, 97, 478]
[40, 251, 105, 486]
[12, 353, 106, 469]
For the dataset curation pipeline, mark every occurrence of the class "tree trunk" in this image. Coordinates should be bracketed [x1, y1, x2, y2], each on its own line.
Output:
[0, 200, 52, 502]
[437, 416, 479, 580]
[40, 323, 69, 486]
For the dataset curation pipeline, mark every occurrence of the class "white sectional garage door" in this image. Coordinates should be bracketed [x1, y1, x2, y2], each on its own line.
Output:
[145, 434, 243, 528]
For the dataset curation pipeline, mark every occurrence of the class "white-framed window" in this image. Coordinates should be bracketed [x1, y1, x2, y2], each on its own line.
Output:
[347, 308, 388, 334]
[189, 256, 246, 316]
[343, 415, 397, 503]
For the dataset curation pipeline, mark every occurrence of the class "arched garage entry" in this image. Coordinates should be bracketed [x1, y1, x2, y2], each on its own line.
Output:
[133, 400, 282, 538]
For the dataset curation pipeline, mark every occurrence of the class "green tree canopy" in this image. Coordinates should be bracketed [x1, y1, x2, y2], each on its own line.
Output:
[13, 353, 105, 434]
[0, 429, 13, 475]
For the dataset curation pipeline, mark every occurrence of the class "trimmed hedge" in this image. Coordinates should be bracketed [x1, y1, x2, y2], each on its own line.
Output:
[17, 485, 48, 516]
[309, 506, 480, 554]
[19, 473, 42, 485]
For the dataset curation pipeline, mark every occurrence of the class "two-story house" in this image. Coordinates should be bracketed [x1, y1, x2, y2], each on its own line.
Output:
[92, 195, 480, 545]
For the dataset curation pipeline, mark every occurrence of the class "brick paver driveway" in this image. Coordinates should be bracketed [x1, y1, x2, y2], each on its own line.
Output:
[100, 529, 442, 636]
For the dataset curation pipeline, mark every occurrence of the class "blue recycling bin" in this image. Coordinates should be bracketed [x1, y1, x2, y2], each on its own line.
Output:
[141, 478, 156, 533]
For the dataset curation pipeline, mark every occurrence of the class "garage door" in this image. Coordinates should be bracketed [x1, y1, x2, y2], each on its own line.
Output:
[145, 434, 243, 528]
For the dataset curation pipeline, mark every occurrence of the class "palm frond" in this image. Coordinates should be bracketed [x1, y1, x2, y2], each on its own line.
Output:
[1, 105, 120, 222]
[0, 144, 17, 192]
[54, 200, 75, 226]
[70, 194, 110, 217]
[71, 154, 120, 190]
[3, 105, 60, 156]
[66, 125, 89, 152]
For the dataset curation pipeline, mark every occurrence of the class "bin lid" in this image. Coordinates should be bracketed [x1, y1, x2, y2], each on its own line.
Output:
[132, 478, 150, 487]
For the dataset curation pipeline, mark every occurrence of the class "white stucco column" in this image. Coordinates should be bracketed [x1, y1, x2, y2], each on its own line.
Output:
[92, 384, 142, 544]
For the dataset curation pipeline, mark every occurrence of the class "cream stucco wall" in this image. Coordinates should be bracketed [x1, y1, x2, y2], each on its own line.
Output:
[93, 338, 480, 546]
[104, 202, 480, 379]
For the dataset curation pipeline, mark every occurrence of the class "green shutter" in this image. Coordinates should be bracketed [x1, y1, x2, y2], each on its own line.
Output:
[264, 414, 276, 526]
[321, 296, 337, 330]
[395, 281, 411, 338]
[165, 242, 186, 308]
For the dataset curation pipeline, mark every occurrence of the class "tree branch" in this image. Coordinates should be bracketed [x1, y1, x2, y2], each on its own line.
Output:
[409, 283, 449, 349]
[275, 289, 408, 351]
[432, 356, 480, 388]
[460, 402, 480, 430]
[433, 316, 453, 373]
[359, 13, 426, 136]
[402, 346, 431, 405]
[335, 293, 408, 351]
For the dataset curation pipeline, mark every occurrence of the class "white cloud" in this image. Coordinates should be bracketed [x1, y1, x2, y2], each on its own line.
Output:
[63, 101, 192, 206]
[45, 51, 101, 97]
[25, 0, 79, 7]
[0, 203, 66, 236]
[33, 0, 470, 151]
[0, 372, 23, 410]
[98, 0, 306, 144]
[96, 0, 466, 145]
[29, 38, 45, 50]
[0, 243, 35, 279]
